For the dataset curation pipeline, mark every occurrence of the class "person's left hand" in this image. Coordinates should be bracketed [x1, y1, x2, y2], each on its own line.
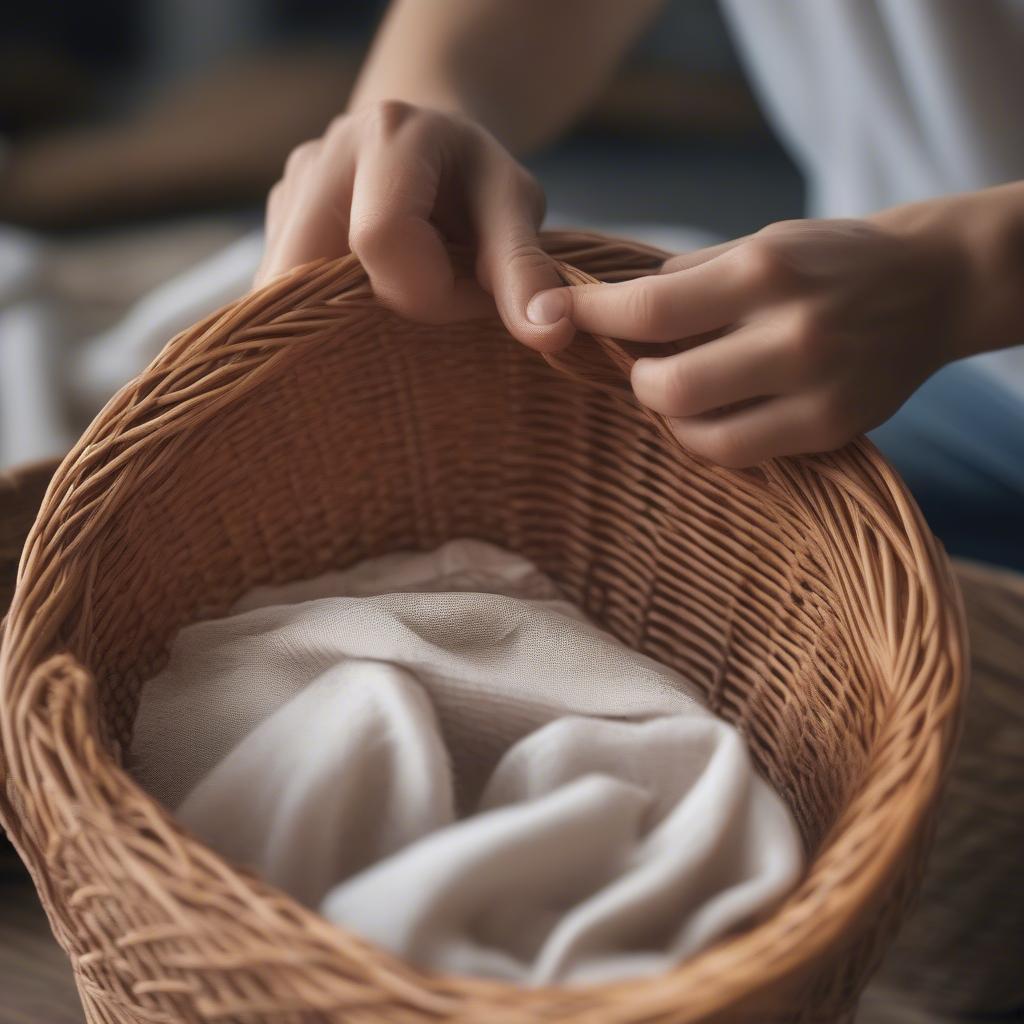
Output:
[526, 216, 967, 467]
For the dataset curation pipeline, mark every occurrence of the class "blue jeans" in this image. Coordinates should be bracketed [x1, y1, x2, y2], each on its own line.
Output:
[869, 361, 1024, 571]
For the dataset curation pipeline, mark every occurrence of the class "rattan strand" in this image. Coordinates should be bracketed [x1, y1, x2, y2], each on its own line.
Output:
[0, 233, 965, 1023]
[872, 559, 1024, 1014]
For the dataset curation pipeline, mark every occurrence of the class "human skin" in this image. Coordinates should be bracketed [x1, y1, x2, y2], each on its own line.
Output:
[256, 0, 1024, 467]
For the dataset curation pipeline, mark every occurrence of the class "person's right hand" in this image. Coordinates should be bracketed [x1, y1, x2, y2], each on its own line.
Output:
[255, 100, 573, 352]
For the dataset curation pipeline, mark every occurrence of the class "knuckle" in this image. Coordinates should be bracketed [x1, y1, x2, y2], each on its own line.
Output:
[266, 181, 284, 215]
[348, 213, 392, 258]
[361, 98, 416, 135]
[660, 254, 690, 274]
[502, 236, 550, 276]
[283, 139, 320, 177]
[697, 422, 750, 468]
[783, 309, 845, 389]
[733, 238, 795, 291]
[758, 218, 803, 239]
[383, 292, 446, 325]
[512, 164, 541, 197]
[785, 308, 827, 368]
[515, 168, 546, 219]
[646, 362, 696, 414]
[625, 283, 669, 339]
[325, 111, 354, 139]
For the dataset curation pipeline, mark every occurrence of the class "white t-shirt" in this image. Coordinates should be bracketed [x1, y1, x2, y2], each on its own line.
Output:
[720, 0, 1024, 395]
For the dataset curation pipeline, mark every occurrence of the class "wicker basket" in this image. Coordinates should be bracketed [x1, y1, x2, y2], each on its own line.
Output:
[0, 233, 965, 1024]
[870, 559, 1024, 1016]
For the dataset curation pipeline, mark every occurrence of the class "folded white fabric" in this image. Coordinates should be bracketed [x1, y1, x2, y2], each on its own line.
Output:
[131, 539, 802, 985]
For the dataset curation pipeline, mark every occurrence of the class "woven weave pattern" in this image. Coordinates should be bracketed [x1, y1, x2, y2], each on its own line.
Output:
[0, 233, 965, 1023]
[872, 560, 1024, 1014]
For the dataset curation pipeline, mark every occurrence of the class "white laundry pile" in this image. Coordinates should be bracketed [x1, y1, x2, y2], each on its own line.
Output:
[0, 221, 257, 470]
[131, 539, 803, 986]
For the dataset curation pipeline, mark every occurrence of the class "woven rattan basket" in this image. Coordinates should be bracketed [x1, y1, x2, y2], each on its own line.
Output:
[870, 559, 1024, 1017]
[0, 233, 965, 1024]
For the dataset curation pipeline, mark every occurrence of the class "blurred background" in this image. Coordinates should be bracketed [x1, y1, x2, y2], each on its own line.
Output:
[0, 0, 803, 471]
[3, 9, 1024, 1024]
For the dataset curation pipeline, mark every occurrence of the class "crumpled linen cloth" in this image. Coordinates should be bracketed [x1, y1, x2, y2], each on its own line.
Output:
[130, 539, 803, 985]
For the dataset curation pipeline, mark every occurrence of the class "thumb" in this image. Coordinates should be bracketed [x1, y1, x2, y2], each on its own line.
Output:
[518, 236, 750, 345]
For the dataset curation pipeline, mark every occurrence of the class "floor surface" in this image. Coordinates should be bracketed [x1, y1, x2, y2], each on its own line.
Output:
[1, 862, 82, 1024]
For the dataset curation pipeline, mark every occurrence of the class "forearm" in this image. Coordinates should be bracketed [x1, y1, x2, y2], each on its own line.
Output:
[872, 181, 1024, 361]
[348, 0, 664, 152]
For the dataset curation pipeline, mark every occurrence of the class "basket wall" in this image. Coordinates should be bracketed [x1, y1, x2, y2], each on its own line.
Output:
[0, 234, 965, 1023]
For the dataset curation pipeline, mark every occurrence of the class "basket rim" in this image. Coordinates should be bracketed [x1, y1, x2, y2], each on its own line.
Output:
[0, 232, 967, 1021]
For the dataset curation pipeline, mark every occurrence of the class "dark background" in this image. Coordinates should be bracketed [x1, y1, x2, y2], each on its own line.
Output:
[1, 0, 804, 238]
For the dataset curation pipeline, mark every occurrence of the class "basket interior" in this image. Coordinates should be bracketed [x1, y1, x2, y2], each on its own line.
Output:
[69, 309, 883, 857]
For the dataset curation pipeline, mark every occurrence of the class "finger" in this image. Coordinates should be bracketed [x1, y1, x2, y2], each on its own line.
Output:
[667, 391, 849, 468]
[659, 235, 748, 274]
[264, 180, 287, 242]
[529, 249, 759, 343]
[349, 124, 492, 323]
[254, 181, 290, 287]
[257, 139, 355, 284]
[472, 164, 573, 352]
[631, 324, 791, 417]
[256, 141, 326, 286]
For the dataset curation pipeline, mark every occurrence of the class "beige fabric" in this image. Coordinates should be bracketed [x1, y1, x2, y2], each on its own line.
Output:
[131, 539, 802, 986]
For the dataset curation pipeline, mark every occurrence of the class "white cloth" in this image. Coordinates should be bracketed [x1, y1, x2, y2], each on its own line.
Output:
[720, 0, 1024, 395]
[0, 219, 255, 470]
[0, 228, 72, 466]
[131, 540, 803, 985]
[71, 230, 264, 410]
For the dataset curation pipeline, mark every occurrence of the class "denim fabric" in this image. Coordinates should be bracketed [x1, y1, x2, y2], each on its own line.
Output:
[870, 361, 1024, 571]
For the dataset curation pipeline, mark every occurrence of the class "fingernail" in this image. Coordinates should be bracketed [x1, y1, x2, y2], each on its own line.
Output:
[526, 289, 567, 326]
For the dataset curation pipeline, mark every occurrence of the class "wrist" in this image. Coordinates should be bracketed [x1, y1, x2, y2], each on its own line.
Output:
[955, 186, 1024, 359]
[872, 185, 1024, 362]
